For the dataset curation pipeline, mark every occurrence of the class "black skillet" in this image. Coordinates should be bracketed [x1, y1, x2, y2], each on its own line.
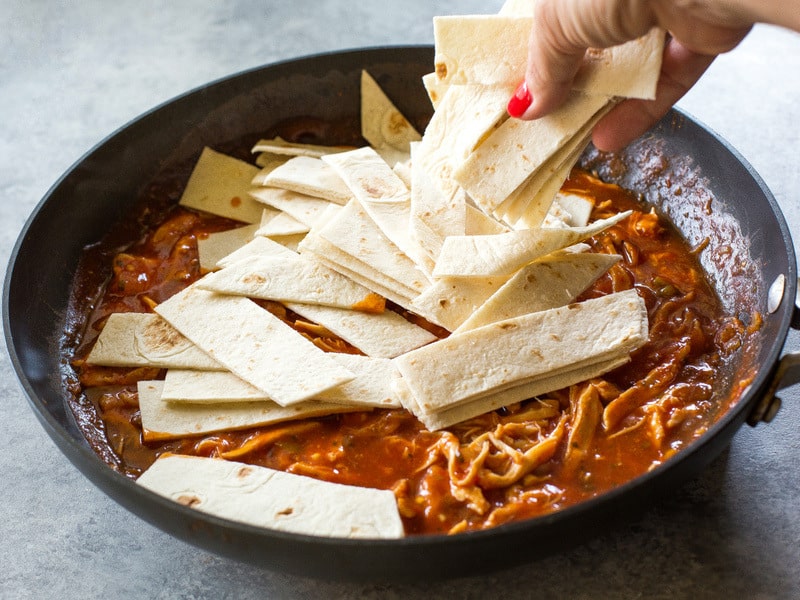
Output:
[4, 46, 798, 582]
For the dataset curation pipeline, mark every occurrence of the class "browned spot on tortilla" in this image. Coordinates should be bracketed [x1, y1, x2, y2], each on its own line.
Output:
[435, 61, 447, 79]
[230, 196, 242, 207]
[351, 292, 386, 314]
[496, 322, 518, 330]
[177, 494, 202, 507]
[242, 273, 267, 285]
[276, 507, 294, 517]
[386, 111, 410, 137]
[237, 466, 253, 478]
[585, 48, 604, 61]
[142, 318, 187, 353]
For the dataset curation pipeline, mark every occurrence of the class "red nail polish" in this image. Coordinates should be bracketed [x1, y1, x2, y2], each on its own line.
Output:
[507, 82, 532, 118]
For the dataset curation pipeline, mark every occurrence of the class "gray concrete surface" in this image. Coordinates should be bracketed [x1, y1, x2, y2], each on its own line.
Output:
[2, 1, 799, 598]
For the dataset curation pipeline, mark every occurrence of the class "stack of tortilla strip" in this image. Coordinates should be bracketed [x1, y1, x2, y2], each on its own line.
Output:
[82, 4, 668, 536]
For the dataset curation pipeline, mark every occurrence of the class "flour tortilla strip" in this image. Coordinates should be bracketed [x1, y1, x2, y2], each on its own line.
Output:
[411, 86, 505, 257]
[465, 204, 508, 235]
[261, 156, 352, 205]
[154, 284, 354, 406]
[411, 356, 631, 431]
[251, 136, 350, 159]
[361, 70, 422, 167]
[495, 102, 612, 227]
[299, 234, 417, 312]
[321, 147, 423, 264]
[137, 453, 405, 539]
[197, 223, 262, 272]
[254, 153, 289, 173]
[86, 312, 222, 370]
[162, 354, 401, 408]
[314, 199, 431, 294]
[254, 210, 310, 237]
[410, 276, 509, 332]
[178, 147, 263, 223]
[408, 145, 460, 263]
[455, 92, 610, 214]
[198, 254, 385, 313]
[553, 193, 594, 228]
[454, 252, 621, 333]
[421, 72, 448, 110]
[249, 186, 338, 229]
[419, 83, 512, 165]
[285, 301, 437, 359]
[433, 16, 664, 100]
[394, 289, 648, 413]
[392, 158, 413, 188]
[433, 211, 630, 278]
[138, 381, 352, 441]
[215, 235, 296, 269]
[498, 0, 535, 15]
[322, 146, 409, 204]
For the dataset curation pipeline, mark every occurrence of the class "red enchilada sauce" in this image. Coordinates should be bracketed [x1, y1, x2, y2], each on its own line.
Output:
[64, 152, 756, 536]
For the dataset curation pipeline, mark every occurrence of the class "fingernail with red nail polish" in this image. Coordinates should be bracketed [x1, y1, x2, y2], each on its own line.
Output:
[507, 82, 532, 118]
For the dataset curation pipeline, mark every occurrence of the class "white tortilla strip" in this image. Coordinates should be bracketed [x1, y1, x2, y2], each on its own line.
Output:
[421, 71, 448, 110]
[322, 147, 426, 266]
[178, 147, 263, 223]
[420, 83, 512, 165]
[322, 146, 409, 204]
[498, 101, 613, 228]
[392, 158, 413, 188]
[410, 276, 508, 332]
[137, 453, 405, 539]
[285, 302, 437, 359]
[154, 284, 354, 406]
[254, 211, 310, 237]
[313, 199, 431, 294]
[361, 70, 422, 167]
[254, 153, 289, 173]
[251, 136, 349, 158]
[299, 235, 417, 312]
[249, 186, 338, 228]
[197, 254, 385, 313]
[215, 235, 296, 269]
[261, 156, 352, 205]
[408, 355, 631, 430]
[454, 92, 610, 214]
[409, 143, 467, 263]
[86, 312, 222, 370]
[197, 223, 262, 272]
[433, 211, 631, 278]
[267, 233, 306, 252]
[162, 354, 401, 409]
[433, 16, 664, 100]
[465, 204, 508, 235]
[454, 252, 621, 333]
[553, 193, 594, 228]
[138, 381, 352, 441]
[393, 289, 648, 413]
[498, 0, 535, 15]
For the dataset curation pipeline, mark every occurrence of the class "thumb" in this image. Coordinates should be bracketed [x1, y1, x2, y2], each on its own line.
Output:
[515, 0, 658, 119]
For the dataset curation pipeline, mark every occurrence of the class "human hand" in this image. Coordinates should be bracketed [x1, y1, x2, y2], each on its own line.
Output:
[507, 0, 756, 151]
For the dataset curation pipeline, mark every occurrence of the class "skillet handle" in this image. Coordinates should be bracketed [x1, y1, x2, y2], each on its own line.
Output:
[747, 289, 800, 425]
